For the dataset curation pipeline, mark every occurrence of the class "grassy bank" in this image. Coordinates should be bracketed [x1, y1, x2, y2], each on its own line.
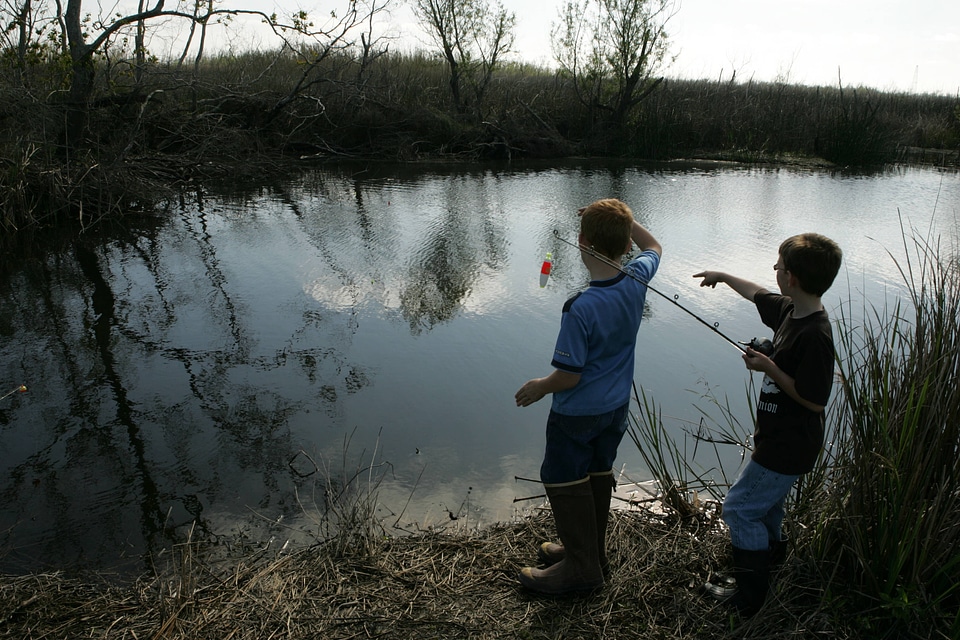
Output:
[0, 510, 728, 639]
[0, 496, 869, 640]
[2, 416, 953, 640]
[2, 48, 958, 236]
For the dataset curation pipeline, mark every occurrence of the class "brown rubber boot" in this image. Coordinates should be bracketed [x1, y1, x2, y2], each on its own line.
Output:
[519, 479, 604, 595]
[537, 471, 614, 573]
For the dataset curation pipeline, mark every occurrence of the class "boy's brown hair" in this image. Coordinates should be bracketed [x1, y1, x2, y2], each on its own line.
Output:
[580, 199, 634, 260]
[779, 233, 843, 296]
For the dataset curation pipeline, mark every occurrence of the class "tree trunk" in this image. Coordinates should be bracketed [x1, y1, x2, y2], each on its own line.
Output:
[444, 48, 463, 114]
[63, 0, 94, 154]
[17, 0, 32, 74]
[135, 0, 147, 86]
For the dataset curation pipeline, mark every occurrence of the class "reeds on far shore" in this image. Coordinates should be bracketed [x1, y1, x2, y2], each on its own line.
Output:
[3, 42, 959, 237]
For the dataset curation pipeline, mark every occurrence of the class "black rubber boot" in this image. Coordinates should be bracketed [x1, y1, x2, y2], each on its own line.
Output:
[519, 480, 604, 595]
[769, 535, 789, 568]
[537, 471, 614, 573]
[729, 546, 770, 617]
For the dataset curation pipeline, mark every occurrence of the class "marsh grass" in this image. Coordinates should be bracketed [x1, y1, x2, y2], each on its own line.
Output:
[0, 508, 744, 639]
[805, 226, 960, 635]
[285, 428, 395, 558]
[628, 384, 724, 520]
[627, 376, 764, 514]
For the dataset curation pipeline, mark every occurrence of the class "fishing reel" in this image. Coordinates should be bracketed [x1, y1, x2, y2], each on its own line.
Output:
[741, 337, 774, 356]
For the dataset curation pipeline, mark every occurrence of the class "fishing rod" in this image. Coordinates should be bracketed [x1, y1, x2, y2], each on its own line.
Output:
[551, 230, 754, 355]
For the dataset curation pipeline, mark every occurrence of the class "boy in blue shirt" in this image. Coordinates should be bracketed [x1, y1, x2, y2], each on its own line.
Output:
[693, 232, 842, 616]
[515, 198, 662, 594]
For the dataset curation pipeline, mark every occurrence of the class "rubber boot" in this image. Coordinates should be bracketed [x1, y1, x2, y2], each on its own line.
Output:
[519, 480, 604, 594]
[769, 535, 789, 569]
[537, 472, 614, 573]
[729, 546, 770, 617]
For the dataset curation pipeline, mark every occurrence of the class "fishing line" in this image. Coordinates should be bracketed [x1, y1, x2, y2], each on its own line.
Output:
[551, 230, 747, 354]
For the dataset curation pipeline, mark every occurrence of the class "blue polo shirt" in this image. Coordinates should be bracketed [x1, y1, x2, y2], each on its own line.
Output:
[550, 250, 660, 416]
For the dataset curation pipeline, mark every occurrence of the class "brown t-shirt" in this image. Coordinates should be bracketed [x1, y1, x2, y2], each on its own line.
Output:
[750, 292, 835, 475]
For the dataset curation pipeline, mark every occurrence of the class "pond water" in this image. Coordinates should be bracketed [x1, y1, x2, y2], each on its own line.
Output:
[1, 160, 957, 575]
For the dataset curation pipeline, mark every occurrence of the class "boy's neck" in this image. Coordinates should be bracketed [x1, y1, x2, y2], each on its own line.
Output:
[789, 290, 824, 318]
[585, 253, 622, 281]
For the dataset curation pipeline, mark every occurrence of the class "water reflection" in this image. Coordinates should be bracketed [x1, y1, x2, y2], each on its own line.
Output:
[0, 161, 957, 576]
[400, 176, 509, 333]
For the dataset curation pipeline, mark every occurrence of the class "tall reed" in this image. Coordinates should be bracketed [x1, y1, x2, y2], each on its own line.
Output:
[627, 386, 705, 520]
[807, 228, 960, 633]
[290, 428, 394, 558]
[628, 381, 757, 520]
[2, 45, 957, 235]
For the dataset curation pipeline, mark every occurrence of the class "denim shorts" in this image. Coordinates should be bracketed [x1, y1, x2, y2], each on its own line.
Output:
[539, 403, 629, 485]
[721, 459, 799, 551]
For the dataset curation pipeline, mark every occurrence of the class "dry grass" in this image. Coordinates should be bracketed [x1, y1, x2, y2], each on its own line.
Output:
[0, 498, 854, 640]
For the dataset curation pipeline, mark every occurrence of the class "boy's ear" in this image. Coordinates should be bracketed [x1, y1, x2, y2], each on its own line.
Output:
[624, 238, 633, 254]
[787, 271, 801, 290]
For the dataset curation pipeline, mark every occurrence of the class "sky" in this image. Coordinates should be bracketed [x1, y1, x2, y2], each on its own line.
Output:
[480, 0, 960, 94]
[163, 0, 958, 95]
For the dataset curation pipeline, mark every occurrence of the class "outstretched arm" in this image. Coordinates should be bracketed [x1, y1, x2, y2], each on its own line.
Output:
[693, 271, 766, 301]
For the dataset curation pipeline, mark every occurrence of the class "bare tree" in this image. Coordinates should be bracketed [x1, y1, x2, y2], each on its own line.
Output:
[552, 0, 676, 127]
[0, 0, 62, 72]
[48, 0, 390, 152]
[15, 0, 30, 65]
[356, 0, 391, 85]
[411, 0, 515, 117]
[265, 0, 390, 124]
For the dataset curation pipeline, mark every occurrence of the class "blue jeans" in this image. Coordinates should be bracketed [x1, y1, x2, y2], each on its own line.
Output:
[722, 459, 799, 551]
[539, 404, 629, 485]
